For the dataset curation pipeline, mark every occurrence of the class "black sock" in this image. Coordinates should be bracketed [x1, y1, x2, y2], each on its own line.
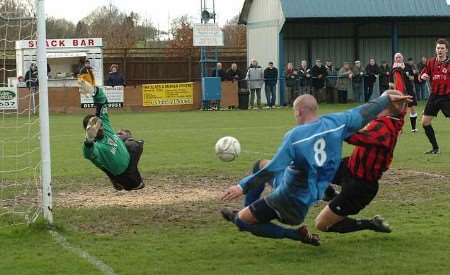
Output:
[327, 217, 375, 233]
[410, 114, 417, 130]
[423, 125, 439, 150]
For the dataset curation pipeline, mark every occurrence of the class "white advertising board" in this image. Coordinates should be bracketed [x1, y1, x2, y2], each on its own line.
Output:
[0, 87, 17, 110]
[193, 24, 224, 47]
[80, 86, 124, 108]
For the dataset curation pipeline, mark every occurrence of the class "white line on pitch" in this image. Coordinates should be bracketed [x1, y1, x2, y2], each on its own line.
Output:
[49, 230, 117, 275]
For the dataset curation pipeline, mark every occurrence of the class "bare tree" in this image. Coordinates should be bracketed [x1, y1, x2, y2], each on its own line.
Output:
[0, 0, 36, 49]
[222, 15, 246, 48]
[0, 0, 34, 18]
[46, 17, 76, 38]
[166, 15, 195, 56]
[135, 18, 158, 47]
[81, 4, 157, 48]
[74, 20, 89, 38]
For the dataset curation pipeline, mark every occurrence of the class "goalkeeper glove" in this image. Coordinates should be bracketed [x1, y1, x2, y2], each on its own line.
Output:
[78, 79, 95, 96]
[85, 116, 102, 142]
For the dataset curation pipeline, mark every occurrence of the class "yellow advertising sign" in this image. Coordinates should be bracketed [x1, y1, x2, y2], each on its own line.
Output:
[142, 82, 194, 106]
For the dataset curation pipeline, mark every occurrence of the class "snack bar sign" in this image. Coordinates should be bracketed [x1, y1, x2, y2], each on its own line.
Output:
[0, 87, 17, 110]
[16, 38, 103, 49]
[80, 86, 124, 108]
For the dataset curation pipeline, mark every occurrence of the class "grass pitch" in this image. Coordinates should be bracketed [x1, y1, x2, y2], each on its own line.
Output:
[1, 103, 450, 275]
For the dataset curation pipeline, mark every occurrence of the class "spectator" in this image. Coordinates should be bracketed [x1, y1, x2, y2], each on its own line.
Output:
[79, 59, 96, 86]
[106, 64, 126, 86]
[325, 60, 337, 103]
[351, 60, 364, 103]
[406, 57, 420, 98]
[336, 62, 352, 103]
[285, 62, 298, 106]
[245, 59, 264, 109]
[416, 56, 428, 100]
[390, 53, 418, 132]
[225, 63, 243, 83]
[24, 63, 38, 88]
[298, 60, 310, 95]
[211, 62, 226, 81]
[379, 61, 391, 93]
[46, 63, 51, 76]
[364, 58, 380, 102]
[74, 58, 85, 78]
[263, 61, 278, 108]
[17, 76, 26, 87]
[405, 58, 417, 91]
[310, 59, 327, 102]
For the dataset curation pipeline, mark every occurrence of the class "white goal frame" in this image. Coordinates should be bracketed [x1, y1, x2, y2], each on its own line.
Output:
[35, 0, 53, 224]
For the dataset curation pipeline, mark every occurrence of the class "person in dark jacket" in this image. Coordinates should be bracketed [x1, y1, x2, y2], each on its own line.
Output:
[285, 62, 298, 106]
[24, 63, 38, 88]
[211, 62, 226, 81]
[263, 62, 278, 108]
[106, 64, 126, 86]
[298, 60, 311, 95]
[310, 59, 327, 102]
[378, 61, 390, 93]
[415, 56, 429, 100]
[364, 58, 380, 102]
[24, 62, 51, 88]
[225, 63, 244, 87]
[325, 61, 337, 103]
[352, 60, 364, 103]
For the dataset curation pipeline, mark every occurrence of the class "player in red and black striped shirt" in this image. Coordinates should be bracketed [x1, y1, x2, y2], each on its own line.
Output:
[315, 90, 406, 234]
[420, 38, 450, 154]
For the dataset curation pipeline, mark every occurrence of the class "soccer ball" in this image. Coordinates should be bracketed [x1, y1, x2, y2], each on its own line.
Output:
[215, 136, 241, 162]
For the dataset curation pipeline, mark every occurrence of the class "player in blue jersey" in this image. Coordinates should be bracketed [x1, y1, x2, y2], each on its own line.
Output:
[221, 93, 410, 246]
[243, 160, 285, 206]
[244, 160, 339, 207]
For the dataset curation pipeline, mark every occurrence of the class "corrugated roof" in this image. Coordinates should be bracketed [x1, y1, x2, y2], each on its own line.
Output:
[239, 0, 450, 24]
[281, 0, 450, 18]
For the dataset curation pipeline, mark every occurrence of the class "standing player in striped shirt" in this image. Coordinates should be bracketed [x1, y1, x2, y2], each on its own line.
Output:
[420, 38, 450, 154]
[314, 90, 405, 234]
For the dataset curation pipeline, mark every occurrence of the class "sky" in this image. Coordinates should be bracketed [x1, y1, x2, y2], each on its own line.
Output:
[45, 0, 246, 31]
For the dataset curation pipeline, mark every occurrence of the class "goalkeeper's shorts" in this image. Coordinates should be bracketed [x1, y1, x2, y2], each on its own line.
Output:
[103, 139, 144, 190]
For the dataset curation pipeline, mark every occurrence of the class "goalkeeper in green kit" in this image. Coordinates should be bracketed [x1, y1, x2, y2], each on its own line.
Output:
[79, 73, 145, 191]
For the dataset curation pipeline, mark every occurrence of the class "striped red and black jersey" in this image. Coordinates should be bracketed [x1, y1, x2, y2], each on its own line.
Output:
[420, 57, 450, 96]
[346, 115, 404, 182]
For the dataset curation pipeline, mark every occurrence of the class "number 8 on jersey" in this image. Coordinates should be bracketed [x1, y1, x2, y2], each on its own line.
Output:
[314, 138, 327, 167]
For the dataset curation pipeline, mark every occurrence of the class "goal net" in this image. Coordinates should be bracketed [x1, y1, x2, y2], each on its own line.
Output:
[0, 0, 49, 226]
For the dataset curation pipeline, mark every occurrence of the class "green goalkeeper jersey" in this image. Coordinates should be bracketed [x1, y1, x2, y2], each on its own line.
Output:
[82, 87, 130, 176]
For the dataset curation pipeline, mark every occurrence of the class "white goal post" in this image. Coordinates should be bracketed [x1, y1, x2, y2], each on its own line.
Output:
[35, 0, 52, 224]
[0, 0, 53, 226]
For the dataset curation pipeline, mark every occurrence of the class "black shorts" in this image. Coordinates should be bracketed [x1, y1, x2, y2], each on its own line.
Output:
[104, 139, 144, 190]
[328, 165, 379, 216]
[424, 94, 450, 117]
[407, 89, 417, 107]
[249, 198, 279, 223]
